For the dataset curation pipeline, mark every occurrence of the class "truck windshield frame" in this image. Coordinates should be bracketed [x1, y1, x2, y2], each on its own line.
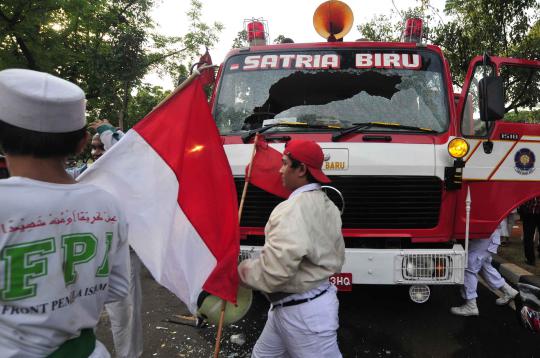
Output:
[213, 48, 450, 135]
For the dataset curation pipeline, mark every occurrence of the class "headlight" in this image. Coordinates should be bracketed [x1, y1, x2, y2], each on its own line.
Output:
[405, 257, 434, 278]
[448, 138, 469, 159]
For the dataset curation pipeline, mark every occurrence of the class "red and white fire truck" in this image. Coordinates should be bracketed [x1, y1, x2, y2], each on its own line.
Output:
[208, 1, 540, 301]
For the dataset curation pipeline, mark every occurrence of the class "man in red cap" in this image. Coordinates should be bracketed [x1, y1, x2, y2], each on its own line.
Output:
[239, 139, 345, 357]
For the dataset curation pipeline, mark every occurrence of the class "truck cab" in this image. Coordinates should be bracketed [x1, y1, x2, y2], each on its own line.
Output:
[209, 1, 540, 301]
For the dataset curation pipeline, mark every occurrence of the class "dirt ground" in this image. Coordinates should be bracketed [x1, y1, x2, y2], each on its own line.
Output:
[95, 267, 266, 357]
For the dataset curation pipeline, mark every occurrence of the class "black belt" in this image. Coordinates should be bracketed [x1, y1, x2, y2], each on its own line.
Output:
[271, 288, 328, 310]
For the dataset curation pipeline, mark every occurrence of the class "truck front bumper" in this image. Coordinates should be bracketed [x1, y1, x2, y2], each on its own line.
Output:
[240, 244, 465, 285]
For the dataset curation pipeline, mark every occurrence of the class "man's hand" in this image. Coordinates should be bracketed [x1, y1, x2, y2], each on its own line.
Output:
[89, 119, 111, 131]
[238, 260, 256, 289]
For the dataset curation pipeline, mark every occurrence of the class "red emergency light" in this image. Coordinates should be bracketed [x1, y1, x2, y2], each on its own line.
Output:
[245, 19, 268, 46]
[401, 18, 423, 43]
[247, 21, 264, 41]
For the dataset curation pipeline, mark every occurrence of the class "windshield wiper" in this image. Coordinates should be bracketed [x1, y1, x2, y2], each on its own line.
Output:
[241, 122, 341, 143]
[332, 122, 437, 142]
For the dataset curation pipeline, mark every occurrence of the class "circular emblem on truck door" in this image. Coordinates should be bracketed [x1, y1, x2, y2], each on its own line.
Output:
[514, 148, 536, 175]
[321, 185, 345, 215]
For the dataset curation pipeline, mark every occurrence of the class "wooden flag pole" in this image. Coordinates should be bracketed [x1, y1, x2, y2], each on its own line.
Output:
[213, 134, 260, 358]
[238, 134, 260, 221]
[212, 300, 227, 358]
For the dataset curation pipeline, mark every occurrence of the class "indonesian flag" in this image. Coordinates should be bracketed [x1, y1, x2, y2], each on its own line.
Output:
[246, 136, 291, 199]
[78, 78, 239, 313]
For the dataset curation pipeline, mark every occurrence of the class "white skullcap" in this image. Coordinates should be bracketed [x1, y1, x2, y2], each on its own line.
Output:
[0, 68, 86, 133]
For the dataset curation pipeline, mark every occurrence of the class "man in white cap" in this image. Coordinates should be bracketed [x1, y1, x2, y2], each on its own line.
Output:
[239, 139, 345, 357]
[0, 68, 130, 357]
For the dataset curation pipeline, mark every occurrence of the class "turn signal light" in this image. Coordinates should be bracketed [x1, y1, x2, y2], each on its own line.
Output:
[448, 138, 469, 159]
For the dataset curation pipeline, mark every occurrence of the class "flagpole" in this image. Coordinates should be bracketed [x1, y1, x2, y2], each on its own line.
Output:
[239, 134, 260, 220]
[150, 64, 219, 116]
[464, 186, 471, 269]
[213, 134, 260, 358]
[212, 300, 227, 358]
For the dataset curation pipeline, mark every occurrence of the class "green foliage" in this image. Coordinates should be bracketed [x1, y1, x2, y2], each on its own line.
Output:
[434, 0, 540, 85]
[159, 0, 223, 85]
[232, 30, 248, 48]
[0, 0, 156, 126]
[357, 0, 441, 42]
[0, 0, 222, 129]
[358, 15, 400, 42]
[125, 84, 170, 128]
[504, 109, 540, 123]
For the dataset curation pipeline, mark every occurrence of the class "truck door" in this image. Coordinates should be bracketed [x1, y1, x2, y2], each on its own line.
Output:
[454, 56, 540, 238]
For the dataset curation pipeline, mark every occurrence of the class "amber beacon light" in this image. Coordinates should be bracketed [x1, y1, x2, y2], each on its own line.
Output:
[448, 138, 469, 159]
[313, 0, 354, 41]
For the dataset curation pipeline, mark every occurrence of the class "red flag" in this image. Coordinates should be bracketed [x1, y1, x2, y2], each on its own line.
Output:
[79, 78, 239, 311]
[197, 47, 215, 87]
[246, 136, 292, 199]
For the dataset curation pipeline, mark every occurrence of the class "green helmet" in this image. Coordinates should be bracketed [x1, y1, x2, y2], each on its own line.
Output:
[197, 286, 253, 325]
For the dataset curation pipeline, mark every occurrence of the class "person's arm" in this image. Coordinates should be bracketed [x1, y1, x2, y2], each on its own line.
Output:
[89, 119, 124, 151]
[97, 124, 124, 151]
[238, 203, 308, 292]
[105, 220, 130, 303]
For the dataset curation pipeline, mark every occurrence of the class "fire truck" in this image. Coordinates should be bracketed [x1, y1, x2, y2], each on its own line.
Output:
[208, 1, 540, 302]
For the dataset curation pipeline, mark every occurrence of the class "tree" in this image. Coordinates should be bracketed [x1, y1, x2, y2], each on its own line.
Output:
[1, 0, 157, 127]
[0, 0, 222, 129]
[159, 0, 223, 88]
[434, 0, 540, 85]
[357, 1, 441, 43]
[232, 30, 248, 48]
[358, 14, 400, 42]
[273, 34, 294, 44]
[356, 0, 540, 122]
[124, 84, 170, 129]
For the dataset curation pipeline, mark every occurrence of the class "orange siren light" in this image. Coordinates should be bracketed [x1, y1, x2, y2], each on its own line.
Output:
[313, 0, 354, 42]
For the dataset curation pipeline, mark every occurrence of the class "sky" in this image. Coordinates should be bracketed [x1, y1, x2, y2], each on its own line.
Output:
[148, 0, 448, 88]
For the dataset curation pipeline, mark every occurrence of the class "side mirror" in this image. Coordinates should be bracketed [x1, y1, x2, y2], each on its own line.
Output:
[479, 76, 504, 121]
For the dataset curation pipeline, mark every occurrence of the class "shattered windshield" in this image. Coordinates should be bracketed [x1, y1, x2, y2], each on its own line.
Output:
[213, 49, 449, 134]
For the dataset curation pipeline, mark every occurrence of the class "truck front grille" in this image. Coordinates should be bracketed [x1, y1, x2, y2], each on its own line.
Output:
[235, 176, 442, 229]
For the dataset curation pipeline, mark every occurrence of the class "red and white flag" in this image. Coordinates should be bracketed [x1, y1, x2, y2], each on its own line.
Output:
[246, 136, 291, 199]
[79, 78, 239, 313]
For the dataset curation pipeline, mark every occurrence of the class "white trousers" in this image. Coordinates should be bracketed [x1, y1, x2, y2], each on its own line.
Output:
[252, 285, 342, 358]
[105, 251, 143, 358]
[463, 239, 505, 300]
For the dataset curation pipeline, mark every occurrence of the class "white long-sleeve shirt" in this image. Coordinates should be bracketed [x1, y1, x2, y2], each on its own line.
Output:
[239, 184, 345, 294]
[0, 177, 130, 357]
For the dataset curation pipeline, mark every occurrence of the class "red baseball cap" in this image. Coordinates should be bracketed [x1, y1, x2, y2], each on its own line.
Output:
[284, 140, 331, 184]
